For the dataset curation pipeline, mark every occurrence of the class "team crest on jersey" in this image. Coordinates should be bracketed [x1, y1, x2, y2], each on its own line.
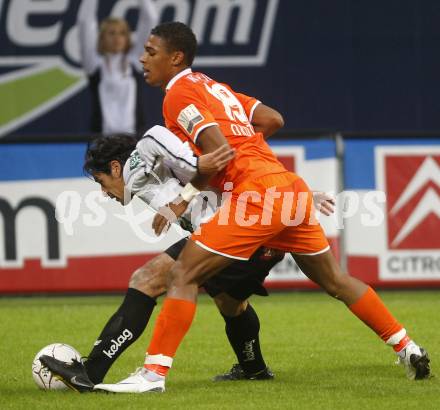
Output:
[129, 151, 142, 171]
[177, 104, 204, 135]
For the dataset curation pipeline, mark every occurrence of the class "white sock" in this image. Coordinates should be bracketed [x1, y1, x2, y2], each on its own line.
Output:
[143, 369, 165, 382]
[397, 341, 420, 359]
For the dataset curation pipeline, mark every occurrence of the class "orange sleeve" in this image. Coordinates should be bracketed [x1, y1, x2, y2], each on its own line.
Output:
[164, 84, 219, 144]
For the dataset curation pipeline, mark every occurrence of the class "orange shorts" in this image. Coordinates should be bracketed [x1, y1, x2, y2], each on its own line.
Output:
[191, 172, 330, 260]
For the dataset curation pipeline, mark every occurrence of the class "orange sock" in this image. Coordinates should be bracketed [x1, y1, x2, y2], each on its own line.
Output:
[144, 298, 196, 376]
[392, 335, 411, 352]
[145, 363, 169, 377]
[349, 286, 403, 343]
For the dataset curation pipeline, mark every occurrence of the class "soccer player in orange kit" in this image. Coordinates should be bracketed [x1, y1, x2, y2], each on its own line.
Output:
[95, 22, 430, 393]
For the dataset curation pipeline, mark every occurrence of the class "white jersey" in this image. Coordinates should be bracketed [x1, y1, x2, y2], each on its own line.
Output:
[123, 125, 221, 232]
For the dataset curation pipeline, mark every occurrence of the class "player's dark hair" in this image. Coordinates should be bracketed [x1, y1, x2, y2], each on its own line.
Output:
[151, 22, 197, 66]
[83, 134, 138, 176]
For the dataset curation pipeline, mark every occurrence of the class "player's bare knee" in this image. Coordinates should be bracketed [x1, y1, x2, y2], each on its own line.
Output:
[129, 267, 167, 297]
[323, 272, 351, 299]
[129, 253, 174, 296]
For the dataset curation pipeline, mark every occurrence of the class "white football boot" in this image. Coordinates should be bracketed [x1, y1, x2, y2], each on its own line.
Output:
[94, 368, 165, 393]
[396, 341, 431, 380]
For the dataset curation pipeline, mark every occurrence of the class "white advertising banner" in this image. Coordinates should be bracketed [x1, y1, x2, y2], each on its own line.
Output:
[344, 139, 440, 287]
[0, 139, 339, 293]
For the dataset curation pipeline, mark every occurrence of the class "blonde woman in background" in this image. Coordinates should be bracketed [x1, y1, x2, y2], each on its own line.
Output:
[78, 0, 158, 134]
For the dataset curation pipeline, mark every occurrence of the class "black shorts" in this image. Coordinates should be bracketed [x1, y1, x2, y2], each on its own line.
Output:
[164, 238, 284, 301]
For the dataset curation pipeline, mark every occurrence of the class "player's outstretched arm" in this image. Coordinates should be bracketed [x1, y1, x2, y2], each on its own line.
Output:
[129, 0, 159, 67]
[188, 125, 232, 189]
[77, 0, 100, 75]
[152, 126, 232, 235]
[251, 104, 284, 139]
[198, 144, 235, 175]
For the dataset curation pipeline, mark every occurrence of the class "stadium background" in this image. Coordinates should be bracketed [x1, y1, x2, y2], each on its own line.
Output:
[0, 0, 439, 293]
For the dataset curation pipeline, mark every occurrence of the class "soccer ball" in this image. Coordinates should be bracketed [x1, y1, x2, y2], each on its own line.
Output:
[32, 343, 81, 390]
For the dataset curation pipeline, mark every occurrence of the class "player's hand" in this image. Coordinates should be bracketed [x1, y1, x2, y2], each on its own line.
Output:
[198, 144, 235, 175]
[312, 191, 335, 216]
[152, 197, 189, 235]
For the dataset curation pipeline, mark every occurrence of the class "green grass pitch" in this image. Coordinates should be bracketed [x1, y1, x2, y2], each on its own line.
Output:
[0, 291, 439, 409]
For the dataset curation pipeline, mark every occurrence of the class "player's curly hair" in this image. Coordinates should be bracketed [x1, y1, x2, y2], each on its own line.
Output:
[151, 21, 197, 66]
[83, 134, 138, 176]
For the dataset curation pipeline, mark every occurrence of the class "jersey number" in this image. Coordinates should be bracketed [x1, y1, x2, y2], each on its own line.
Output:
[204, 83, 250, 126]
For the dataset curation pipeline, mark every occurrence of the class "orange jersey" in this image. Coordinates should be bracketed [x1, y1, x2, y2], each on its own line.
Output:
[163, 69, 291, 190]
